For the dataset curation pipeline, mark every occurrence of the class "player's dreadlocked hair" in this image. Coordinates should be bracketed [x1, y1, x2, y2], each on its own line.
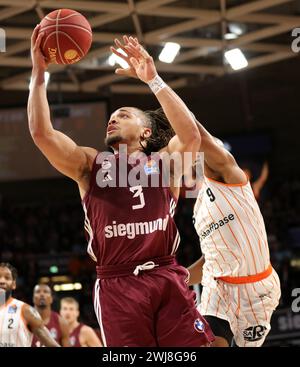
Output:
[140, 107, 175, 156]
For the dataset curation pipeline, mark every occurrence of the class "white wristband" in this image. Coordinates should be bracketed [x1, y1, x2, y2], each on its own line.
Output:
[148, 75, 167, 95]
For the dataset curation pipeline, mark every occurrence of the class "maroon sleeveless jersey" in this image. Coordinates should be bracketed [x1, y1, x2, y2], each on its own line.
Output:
[69, 323, 84, 347]
[82, 152, 179, 265]
[31, 311, 62, 347]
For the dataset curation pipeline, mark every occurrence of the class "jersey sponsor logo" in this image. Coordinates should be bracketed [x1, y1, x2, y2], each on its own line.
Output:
[144, 159, 159, 175]
[243, 325, 267, 341]
[0, 342, 15, 347]
[70, 336, 76, 346]
[8, 304, 17, 314]
[194, 318, 205, 333]
[104, 214, 170, 239]
[200, 213, 235, 240]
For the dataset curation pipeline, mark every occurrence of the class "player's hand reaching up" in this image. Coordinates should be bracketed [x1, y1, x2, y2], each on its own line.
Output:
[111, 35, 157, 83]
[110, 36, 138, 79]
[31, 24, 49, 74]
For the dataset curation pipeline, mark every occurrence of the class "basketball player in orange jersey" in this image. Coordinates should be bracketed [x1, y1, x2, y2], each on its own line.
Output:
[27, 26, 214, 347]
[0, 263, 59, 347]
[60, 297, 102, 347]
[31, 284, 70, 347]
[186, 123, 281, 347]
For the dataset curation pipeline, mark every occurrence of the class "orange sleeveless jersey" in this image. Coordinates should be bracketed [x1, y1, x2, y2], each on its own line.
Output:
[193, 177, 270, 287]
[0, 298, 33, 347]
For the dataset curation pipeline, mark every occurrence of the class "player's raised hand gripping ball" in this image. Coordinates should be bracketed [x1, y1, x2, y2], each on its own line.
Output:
[39, 9, 92, 65]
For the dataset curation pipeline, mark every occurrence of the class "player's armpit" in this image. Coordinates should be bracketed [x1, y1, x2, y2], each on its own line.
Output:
[193, 118, 246, 184]
[23, 305, 60, 347]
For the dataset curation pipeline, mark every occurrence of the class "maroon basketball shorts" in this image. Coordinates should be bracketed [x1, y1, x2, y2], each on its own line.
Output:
[93, 258, 214, 347]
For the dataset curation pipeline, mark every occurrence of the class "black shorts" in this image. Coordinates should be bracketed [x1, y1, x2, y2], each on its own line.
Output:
[204, 315, 234, 346]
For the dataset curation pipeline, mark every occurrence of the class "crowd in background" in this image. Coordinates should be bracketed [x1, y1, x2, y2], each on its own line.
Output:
[0, 175, 300, 327]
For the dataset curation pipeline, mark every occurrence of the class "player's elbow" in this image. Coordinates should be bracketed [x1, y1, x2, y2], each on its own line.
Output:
[30, 129, 46, 144]
[30, 125, 54, 141]
[189, 130, 201, 154]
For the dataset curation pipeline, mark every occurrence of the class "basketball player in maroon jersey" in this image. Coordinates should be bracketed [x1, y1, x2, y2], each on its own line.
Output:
[31, 284, 70, 347]
[28, 27, 214, 347]
[60, 297, 102, 347]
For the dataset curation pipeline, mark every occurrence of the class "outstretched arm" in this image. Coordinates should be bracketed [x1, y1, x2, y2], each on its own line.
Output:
[27, 25, 97, 185]
[193, 117, 246, 184]
[111, 37, 200, 170]
[252, 162, 269, 198]
[22, 305, 60, 347]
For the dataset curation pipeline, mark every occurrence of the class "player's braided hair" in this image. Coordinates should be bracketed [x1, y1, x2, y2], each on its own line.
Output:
[140, 107, 175, 155]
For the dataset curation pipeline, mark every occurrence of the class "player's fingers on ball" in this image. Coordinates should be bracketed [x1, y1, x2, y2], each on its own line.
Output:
[36, 32, 44, 49]
[45, 58, 50, 68]
[31, 24, 40, 46]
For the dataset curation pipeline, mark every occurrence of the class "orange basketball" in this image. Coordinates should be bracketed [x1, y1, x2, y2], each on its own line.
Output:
[39, 9, 92, 65]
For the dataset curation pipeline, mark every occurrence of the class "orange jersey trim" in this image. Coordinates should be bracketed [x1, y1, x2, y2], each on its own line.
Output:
[205, 176, 248, 187]
[218, 264, 272, 284]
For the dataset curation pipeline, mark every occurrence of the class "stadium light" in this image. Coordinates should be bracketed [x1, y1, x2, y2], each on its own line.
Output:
[224, 33, 238, 40]
[159, 42, 180, 63]
[49, 265, 58, 274]
[224, 48, 248, 70]
[53, 283, 83, 292]
[229, 23, 244, 36]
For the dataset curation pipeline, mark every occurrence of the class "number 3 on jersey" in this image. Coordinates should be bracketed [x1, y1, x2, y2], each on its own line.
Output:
[130, 185, 145, 210]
